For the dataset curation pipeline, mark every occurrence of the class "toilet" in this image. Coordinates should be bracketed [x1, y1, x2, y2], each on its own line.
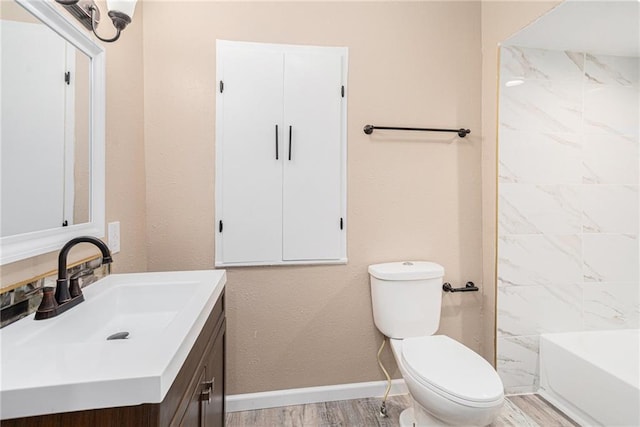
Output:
[369, 261, 504, 427]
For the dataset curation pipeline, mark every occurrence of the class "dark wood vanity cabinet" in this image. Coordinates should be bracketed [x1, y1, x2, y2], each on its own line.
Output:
[170, 292, 226, 427]
[174, 301, 226, 427]
[2, 293, 226, 427]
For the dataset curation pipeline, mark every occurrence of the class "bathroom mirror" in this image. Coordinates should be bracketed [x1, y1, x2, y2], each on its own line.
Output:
[0, 0, 105, 265]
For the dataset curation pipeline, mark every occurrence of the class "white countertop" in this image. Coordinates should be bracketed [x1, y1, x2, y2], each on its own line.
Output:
[0, 270, 226, 420]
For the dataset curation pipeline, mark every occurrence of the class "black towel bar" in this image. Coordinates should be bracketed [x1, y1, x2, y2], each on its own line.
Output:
[363, 124, 470, 138]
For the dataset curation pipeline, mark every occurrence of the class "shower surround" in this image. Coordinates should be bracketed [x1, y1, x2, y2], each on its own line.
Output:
[496, 46, 640, 394]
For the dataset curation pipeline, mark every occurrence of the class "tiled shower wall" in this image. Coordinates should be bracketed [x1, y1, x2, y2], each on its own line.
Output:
[497, 46, 639, 394]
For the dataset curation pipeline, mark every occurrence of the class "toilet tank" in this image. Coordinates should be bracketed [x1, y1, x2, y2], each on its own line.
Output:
[369, 261, 445, 339]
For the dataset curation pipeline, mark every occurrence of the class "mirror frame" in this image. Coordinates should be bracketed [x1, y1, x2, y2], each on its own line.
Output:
[0, 0, 105, 265]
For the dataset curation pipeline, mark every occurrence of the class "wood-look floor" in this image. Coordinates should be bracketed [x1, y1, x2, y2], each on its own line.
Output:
[226, 393, 578, 427]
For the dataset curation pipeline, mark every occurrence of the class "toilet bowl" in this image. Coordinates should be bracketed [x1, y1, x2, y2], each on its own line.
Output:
[390, 337, 504, 426]
[369, 261, 505, 426]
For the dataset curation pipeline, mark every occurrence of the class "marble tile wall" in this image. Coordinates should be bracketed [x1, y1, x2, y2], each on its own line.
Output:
[497, 46, 640, 394]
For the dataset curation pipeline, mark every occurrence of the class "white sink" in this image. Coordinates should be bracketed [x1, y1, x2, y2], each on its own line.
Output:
[18, 281, 198, 346]
[0, 270, 226, 420]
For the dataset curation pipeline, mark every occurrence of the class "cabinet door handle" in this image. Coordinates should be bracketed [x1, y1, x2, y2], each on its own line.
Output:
[288, 125, 292, 161]
[200, 388, 210, 404]
[275, 124, 279, 160]
[200, 378, 215, 403]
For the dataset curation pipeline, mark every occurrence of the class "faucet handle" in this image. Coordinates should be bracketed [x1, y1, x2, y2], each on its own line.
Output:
[69, 278, 82, 299]
[69, 269, 94, 298]
[35, 288, 59, 320]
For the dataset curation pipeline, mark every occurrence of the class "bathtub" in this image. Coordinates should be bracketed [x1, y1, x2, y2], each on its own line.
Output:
[540, 329, 640, 427]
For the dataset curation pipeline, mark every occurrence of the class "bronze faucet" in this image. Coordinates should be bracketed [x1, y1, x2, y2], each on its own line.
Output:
[35, 236, 113, 320]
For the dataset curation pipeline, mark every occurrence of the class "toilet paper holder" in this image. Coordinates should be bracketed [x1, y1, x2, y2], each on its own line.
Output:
[442, 282, 479, 293]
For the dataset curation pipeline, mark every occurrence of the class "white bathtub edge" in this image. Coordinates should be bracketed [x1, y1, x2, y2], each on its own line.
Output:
[539, 329, 640, 427]
[538, 389, 596, 427]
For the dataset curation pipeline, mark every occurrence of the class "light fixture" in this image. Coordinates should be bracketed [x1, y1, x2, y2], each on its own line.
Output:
[55, 0, 137, 43]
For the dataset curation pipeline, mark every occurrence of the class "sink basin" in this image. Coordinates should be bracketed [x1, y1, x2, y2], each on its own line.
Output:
[18, 281, 198, 346]
[0, 270, 226, 420]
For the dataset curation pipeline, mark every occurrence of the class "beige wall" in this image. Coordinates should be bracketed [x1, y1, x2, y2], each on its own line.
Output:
[0, 1, 39, 22]
[479, 0, 560, 364]
[101, 1, 148, 274]
[0, 1, 147, 288]
[143, 1, 483, 394]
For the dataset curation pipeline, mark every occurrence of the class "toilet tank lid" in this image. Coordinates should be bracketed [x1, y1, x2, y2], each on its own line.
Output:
[368, 261, 444, 280]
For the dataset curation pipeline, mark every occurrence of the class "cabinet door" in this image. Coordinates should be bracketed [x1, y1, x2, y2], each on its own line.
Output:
[176, 367, 206, 427]
[202, 326, 225, 427]
[282, 51, 344, 261]
[217, 46, 284, 264]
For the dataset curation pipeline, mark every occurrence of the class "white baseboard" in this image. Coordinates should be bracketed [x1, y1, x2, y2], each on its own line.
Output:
[226, 379, 408, 412]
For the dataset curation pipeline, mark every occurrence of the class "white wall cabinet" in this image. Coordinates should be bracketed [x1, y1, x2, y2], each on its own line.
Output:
[215, 41, 347, 267]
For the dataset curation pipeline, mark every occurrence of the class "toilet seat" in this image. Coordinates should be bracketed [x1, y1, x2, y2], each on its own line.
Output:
[401, 335, 504, 408]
